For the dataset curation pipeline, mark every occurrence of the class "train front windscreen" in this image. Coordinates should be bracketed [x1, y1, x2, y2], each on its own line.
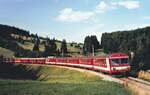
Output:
[111, 58, 129, 65]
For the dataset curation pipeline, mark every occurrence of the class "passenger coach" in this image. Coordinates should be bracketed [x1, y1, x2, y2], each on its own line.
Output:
[4, 53, 130, 74]
[46, 53, 130, 74]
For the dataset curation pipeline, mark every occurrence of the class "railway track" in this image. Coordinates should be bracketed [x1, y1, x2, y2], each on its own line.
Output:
[50, 63, 150, 94]
[119, 77, 150, 86]
[119, 76, 150, 95]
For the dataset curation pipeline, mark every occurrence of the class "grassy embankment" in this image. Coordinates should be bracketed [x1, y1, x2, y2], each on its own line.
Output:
[138, 70, 150, 81]
[0, 63, 131, 95]
[0, 47, 14, 57]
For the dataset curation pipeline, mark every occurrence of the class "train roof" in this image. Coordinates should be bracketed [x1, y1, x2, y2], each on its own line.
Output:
[15, 58, 45, 59]
[48, 53, 128, 59]
[109, 53, 129, 58]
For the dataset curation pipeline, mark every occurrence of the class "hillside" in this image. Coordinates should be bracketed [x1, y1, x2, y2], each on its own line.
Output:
[0, 24, 83, 57]
[0, 63, 131, 95]
[0, 47, 14, 57]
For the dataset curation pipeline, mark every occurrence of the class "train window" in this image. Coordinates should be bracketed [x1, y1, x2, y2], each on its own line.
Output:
[111, 59, 120, 65]
[111, 58, 128, 65]
[95, 59, 106, 66]
[121, 58, 128, 64]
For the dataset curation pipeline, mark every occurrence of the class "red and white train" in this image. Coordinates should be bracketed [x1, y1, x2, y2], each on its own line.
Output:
[4, 53, 130, 74]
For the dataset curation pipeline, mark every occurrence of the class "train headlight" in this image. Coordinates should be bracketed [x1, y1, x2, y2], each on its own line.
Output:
[128, 67, 131, 70]
[112, 68, 116, 70]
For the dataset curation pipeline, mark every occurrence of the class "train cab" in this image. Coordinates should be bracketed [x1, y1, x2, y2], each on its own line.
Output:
[109, 53, 130, 74]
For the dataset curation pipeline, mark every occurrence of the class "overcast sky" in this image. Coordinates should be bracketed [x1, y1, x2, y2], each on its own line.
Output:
[0, 0, 150, 42]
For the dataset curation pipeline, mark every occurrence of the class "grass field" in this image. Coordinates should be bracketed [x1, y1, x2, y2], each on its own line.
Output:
[17, 41, 45, 52]
[0, 47, 14, 57]
[55, 41, 81, 53]
[18, 41, 81, 54]
[0, 64, 131, 95]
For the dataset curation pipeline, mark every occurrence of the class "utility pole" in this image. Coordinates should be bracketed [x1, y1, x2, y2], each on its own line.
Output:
[62, 49, 64, 57]
[92, 45, 94, 56]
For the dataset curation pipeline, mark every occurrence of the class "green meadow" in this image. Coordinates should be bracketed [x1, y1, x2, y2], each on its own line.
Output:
[0, 64, 131, 95]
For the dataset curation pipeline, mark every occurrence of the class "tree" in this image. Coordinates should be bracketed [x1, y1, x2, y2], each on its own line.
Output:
[83, 35, 100, 55]
[83, 36, 90, 54]
[60, 39, 68, 56]
[43, 38, 57, 57]
[32, 34, 40, 57]
[91, 35, 100, 51]
[33, 34, 40, 52]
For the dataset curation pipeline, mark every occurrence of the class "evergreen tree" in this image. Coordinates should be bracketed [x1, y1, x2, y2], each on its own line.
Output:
[43, 38, 57, 57]
[83, 35, 100, 55]
[91, 35, 100, 51]
[60, 39, 68, 56]
[83, 36, 89, 54]
[33, 34, 40, 52]
[32, 34, 40, 57]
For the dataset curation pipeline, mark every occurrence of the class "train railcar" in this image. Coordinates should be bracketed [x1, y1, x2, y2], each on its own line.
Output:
[93, 56, 109, 73]
[46, 53, 130, 74]
[4, 52, 130, 75]
[3, 58, 15, 64]
[79, 57, 93, 69]
[108, 53, 130, 74]
[15, 58, 46, 64]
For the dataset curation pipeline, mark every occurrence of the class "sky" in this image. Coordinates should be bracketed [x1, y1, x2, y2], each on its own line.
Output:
[0, 0, 150, 43]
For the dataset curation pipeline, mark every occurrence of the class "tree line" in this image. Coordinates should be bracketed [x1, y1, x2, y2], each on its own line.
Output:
[0, 24, 68, 58]
[101, 26, 150, 70]
[0, 24, 101, 58]
[32, 35, 68, 57]
[0, 24, 30, 39]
